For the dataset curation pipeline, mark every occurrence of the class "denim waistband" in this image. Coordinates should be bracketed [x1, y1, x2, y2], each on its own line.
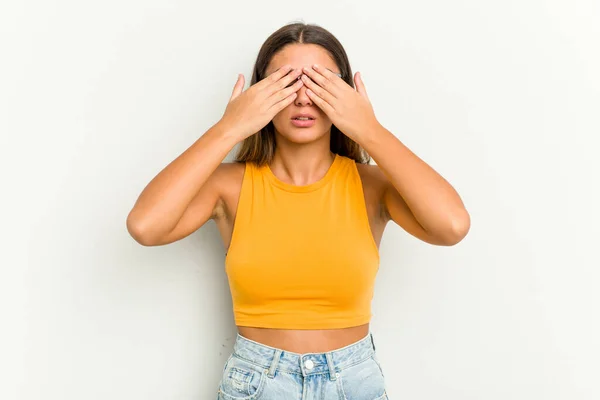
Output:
[232, 332, 376, 379]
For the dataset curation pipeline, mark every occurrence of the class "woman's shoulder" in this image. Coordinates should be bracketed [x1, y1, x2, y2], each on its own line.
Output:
[209, 162, 246, 222]
[351, 161, 390, 227]
[354, 162, 389, 193]
[213, 161, 246, 192]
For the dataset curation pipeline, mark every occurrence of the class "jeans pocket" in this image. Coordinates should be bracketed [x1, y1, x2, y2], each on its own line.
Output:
[218, 354, 267, 400]
[373, 392, 389, 400]
[371, 354, 386, 380]
[336, 357, 387, 400]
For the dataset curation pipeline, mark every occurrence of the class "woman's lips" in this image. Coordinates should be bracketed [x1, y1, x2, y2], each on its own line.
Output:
[291, 118, 316, 127]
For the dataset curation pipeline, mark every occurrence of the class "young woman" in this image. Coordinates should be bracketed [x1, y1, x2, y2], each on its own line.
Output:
[127, 23, 470, 400]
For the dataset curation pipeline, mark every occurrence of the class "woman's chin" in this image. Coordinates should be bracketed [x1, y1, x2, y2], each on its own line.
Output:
[274, 123, 331, 143]
[280, 130, 326, 144]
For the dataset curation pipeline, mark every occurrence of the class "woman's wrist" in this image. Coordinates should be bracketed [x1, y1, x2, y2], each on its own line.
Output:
[213, 119, 246, 147]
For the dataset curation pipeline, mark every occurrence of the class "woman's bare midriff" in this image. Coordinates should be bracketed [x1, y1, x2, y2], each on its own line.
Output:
[237, 323, 370, 353]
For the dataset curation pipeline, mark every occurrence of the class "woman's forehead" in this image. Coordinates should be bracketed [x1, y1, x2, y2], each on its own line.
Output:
[265, 66, 341, 77]
[266, 45, 339, 75]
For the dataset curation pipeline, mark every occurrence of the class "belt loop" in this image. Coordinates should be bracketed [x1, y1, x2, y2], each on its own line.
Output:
[267, 349, 282, 378]
[370, 332, 376, 351]
[325, 352, 337, 381]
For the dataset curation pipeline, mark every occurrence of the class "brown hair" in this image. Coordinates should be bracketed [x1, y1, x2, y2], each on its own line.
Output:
[235, 22, 371, 165]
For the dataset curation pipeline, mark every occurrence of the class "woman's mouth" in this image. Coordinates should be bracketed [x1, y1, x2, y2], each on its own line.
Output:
[291, 117, 316, 128]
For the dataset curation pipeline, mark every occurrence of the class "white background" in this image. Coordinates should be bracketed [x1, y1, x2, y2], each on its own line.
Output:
[1, 1, 598, 399]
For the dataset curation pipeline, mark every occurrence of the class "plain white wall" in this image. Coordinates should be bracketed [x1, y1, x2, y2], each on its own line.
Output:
[1, 1, 598, 399]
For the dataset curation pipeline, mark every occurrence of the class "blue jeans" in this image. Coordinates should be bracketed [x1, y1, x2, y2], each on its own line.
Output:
[217, 332, 388, 400]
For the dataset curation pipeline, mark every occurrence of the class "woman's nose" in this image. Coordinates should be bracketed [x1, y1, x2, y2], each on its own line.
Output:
[294, 78, 312, 105]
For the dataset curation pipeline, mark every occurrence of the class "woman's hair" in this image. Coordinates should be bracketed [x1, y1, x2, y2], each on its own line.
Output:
[235, 22, 371, 165]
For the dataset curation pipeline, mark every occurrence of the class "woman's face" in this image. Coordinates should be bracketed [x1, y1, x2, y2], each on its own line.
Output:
[265, 44, 341, 144]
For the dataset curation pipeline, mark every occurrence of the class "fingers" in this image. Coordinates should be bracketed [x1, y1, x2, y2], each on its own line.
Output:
[266, 67, 303, 98]
[256, 64, 294, 90]
[302, 64, 342, 98]
[354, 72, 370, 101]
[268, 76, 304, 103]
[269, 91, 298, 114]
[301, 74, 336, 106]
[305, 88, 334, 114]
[230, 74, 245, 101]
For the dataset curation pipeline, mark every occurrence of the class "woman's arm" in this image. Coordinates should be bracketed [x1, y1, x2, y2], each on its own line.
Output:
[362, 124, 471, 246]
[297, 65, 469, 245]
[127, 66, 305, 246]
[126, 121, 239, 246]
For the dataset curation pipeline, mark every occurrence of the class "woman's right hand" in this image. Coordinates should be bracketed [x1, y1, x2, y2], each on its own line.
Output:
[219, 65, 304, 141]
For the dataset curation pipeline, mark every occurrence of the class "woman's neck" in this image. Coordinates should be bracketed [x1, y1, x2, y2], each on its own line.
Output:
[269, 136, 335, 187]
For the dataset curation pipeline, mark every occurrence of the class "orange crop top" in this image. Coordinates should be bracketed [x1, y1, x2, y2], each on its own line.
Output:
[224, 154, 380, 329]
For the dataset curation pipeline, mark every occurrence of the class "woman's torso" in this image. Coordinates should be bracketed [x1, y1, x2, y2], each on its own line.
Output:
[212, 158, 388, 353]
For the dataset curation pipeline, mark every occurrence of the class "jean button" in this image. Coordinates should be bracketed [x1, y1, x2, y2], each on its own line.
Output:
[304, 359, 314, 370]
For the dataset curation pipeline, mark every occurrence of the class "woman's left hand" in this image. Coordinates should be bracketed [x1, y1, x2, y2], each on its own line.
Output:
[301, 64, 380, 143]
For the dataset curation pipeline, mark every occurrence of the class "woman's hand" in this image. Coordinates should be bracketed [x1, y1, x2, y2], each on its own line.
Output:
[219, 65, 305, 141]
[300, 64, 380, 143]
